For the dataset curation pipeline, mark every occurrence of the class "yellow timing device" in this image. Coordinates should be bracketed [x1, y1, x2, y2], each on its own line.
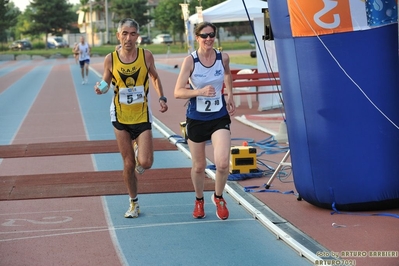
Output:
[229, 146, 258, 174]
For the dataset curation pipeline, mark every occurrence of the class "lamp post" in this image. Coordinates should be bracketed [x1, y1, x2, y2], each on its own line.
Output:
[89, 0, 94, 46]
[196, 0, 203, 23]
[145, 2, 151, 40]
[105, 0, 109, 44]
[180, 0, 191, 53]
[147, 21, 151, 40]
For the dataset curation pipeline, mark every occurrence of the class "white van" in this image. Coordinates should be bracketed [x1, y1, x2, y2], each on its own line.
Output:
[48, 37, 68, 48]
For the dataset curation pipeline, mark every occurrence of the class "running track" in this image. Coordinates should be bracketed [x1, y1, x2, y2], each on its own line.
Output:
[0, 57, 313, 266]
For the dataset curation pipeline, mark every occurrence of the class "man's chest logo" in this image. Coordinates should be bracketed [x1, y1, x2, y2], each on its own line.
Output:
[118, 67, 141, 87]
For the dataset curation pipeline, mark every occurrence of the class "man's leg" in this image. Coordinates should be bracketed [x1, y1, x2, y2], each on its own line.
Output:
[80, 62, 85, 84]
[135, 129, 154, 170]
[80, 65, 84, 79]
[114, 127, 142, 218]
[85, 61, 89, 82]
[114, 128, 137, 198]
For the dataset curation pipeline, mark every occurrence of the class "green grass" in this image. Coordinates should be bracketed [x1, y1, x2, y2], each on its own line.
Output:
[0, 41, 257, 65]
[229, 54, 256, 66]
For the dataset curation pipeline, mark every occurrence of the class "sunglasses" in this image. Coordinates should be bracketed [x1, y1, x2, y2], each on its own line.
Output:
[197, 32, 216, 39]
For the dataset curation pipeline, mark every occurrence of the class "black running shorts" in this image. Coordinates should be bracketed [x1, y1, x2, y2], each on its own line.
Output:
[186, 115, 231, 143]
[112, 121, 152, 140]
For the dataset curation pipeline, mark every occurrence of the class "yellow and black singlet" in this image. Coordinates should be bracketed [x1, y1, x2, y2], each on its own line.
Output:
[110, 48, 153, 124]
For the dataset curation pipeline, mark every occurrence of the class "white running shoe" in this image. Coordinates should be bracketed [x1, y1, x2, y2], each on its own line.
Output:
[85, 77, 88, 84]
[81, 80, 85, 85]
[124, 199, 140, 218]
[134, 142, 145, 174]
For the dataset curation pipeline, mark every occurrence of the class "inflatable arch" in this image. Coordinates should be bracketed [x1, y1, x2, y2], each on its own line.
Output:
[267, 0, 399, 211]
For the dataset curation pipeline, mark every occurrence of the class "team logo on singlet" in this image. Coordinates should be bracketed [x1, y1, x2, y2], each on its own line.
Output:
[120, 66, 138, 75]
[125, 77, 135, 87]
[117, 68, 141, 87]
[214, 70, 222, 76]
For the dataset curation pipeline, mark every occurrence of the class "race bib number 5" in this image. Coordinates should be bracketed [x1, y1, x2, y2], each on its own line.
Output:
[119, 86, 145, 105]
[196, 94, 222, 112]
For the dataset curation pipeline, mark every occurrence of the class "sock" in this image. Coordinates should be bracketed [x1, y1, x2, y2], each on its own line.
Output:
[196, 197, 204, 201]
[130, 197, 138, 202]
[214, 193, 223, 199]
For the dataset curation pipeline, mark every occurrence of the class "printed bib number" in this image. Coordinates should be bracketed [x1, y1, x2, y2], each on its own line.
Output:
[196, 94, 222, 112]
[119, 86, 145, 105]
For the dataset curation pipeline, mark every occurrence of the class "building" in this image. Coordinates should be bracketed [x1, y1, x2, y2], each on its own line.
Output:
[75, 0, 159, 46]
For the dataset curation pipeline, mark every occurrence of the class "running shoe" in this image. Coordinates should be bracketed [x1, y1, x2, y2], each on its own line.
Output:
[134, 142, 145, 174]
[193, 199, 206, 219]
[85, 77, 88, 84]
[124, 199, 140, 218]
[81, 80, 85, 85]
[212, 194, 229, 220]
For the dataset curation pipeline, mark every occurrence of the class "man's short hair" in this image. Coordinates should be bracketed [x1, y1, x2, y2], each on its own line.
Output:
[117, 18, 140, 33]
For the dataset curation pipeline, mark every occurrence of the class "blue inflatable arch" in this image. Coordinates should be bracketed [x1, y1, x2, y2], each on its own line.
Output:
[267, 0, 399, 211]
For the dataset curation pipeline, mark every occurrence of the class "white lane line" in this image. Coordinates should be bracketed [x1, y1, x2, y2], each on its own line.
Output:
[101, 196, 129, 266]
[0, 217, 253, 243]
[0, 209, 84, 216]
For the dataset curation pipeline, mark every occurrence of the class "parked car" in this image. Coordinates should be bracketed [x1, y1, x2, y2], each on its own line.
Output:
[137, 35, 152, 45]
[48, 37, 68, 48]
[47, 42, 56, 49]
[152, 34, 173, 44]
[9, 40, 32, 51]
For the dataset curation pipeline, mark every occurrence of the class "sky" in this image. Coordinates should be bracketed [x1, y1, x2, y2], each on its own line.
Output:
[12, 0, 80, 12]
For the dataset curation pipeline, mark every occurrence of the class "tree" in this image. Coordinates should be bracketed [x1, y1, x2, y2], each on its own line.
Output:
[0, 0, 20, 42]
[153, 0, 225, 44]
[110, 0, 150, 30]
[153, 0, 187, 43]
[26, 0, 76, 45]
[202, 0, 224, 9]
[15, 8, 34, 41]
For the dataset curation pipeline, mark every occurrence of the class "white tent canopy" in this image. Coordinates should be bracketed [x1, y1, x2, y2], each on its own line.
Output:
[189, 0, 268, 24]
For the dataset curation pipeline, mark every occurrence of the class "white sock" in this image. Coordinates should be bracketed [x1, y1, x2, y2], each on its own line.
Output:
[130, 197, 138, 202]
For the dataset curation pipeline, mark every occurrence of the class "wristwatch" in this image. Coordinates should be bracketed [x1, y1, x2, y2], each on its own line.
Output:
[159, 96, 167, 103]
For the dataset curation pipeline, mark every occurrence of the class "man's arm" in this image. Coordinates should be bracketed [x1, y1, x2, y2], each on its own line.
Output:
[145, 50, 168, 113]
[94, 53, 112, 94]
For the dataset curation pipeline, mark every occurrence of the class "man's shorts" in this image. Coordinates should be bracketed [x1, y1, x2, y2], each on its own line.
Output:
[79, 59, 90, 68]
[186, 114, 231, 143]
[112, 120, 152, 140]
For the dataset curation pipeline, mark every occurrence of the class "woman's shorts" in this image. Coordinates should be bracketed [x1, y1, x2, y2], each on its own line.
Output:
[186, 115, 231, 143]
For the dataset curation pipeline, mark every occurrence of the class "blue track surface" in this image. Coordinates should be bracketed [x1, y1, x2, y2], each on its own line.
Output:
[103, 192, 311, 266]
